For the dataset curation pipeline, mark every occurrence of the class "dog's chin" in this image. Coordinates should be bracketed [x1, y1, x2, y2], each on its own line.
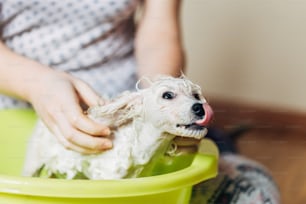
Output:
[170, 123, 208, 139]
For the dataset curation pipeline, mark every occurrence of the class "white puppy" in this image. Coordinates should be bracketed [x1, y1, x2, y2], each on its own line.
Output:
[23, 76, 213, 180]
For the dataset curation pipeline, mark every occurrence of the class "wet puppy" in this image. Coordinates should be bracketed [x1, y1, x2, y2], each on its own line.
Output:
[23, 76, 213, 179]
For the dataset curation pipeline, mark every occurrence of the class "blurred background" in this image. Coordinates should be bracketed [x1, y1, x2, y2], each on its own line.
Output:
[183, 0, 306, 112]
[181, 1, 306, 203]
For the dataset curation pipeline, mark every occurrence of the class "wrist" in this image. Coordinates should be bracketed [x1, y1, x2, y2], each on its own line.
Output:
[0, 45, 55, 102]
[21, 65, 57, 103]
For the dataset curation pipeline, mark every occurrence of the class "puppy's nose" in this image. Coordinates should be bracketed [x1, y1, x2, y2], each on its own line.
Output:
[195, 103, 214, 126]
[192, 103, 205, 117]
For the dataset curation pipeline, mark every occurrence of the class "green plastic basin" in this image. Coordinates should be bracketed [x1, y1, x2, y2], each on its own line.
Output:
[0, 109, 218, 204]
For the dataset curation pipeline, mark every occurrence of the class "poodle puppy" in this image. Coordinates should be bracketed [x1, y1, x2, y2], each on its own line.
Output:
[23, 75, 213, 180]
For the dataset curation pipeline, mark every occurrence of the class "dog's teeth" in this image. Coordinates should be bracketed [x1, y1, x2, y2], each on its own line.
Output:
[202, 128, 208, 136]
[175, 125, 207, 139]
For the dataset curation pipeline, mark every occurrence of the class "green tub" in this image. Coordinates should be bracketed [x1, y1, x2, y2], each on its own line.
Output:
[0, 109, 218, 204]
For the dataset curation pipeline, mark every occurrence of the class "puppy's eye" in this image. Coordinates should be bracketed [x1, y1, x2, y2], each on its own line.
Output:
[162, 91, 175, 100]
[193, 93, 201, 100]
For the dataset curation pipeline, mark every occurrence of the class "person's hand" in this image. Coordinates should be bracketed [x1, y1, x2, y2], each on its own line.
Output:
[173, 137, 201, 154]
[27, 70, 112, 154]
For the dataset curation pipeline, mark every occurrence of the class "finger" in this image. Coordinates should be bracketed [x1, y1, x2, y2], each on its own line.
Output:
[54, 112, 113, 151]
[72, 78, 104, 106]
[46, 110, 108, 154]
[66, 108, 111, 136]
[37, 114, 95, 154]
[173, 137, 200, 146]
[52, 126, 104, 154]
[57, 92, 110, 136]
[176, 146, 199, 154]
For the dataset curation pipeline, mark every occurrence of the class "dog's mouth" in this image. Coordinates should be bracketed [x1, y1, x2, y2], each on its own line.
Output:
[175, 123, 208, 139]
[176, 123, 205, 130]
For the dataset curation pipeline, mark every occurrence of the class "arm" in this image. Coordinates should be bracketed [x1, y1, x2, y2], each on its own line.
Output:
[135, 1, 199, 152]
[135, 0, 185, 79]
[0, 42, 111, 154]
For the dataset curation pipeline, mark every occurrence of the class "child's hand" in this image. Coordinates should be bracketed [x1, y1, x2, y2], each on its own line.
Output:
[174, 137, 200, 154]
[28, 70, 112, 154]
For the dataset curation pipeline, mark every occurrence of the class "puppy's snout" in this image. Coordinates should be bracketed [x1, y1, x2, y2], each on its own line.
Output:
[194, 103, 214, 127]
[192, 103, 205, 117]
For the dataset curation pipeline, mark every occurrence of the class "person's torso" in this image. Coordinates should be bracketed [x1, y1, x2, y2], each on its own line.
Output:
[0, 0, 139, 71]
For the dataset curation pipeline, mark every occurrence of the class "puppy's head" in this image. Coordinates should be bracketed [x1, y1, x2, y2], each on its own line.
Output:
[142, 76, 213, 139]
[89, 75, 213, 139]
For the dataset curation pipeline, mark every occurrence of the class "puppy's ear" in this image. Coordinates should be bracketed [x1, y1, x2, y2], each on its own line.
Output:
[88, 91, 143, 128]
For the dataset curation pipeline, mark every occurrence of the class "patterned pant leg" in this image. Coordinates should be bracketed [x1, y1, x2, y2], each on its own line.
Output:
[191, 154, 281, 204]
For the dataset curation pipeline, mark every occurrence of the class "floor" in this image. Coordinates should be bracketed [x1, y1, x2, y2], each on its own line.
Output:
[236, 128, 306, 204]
[211, 99, 306, 204]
